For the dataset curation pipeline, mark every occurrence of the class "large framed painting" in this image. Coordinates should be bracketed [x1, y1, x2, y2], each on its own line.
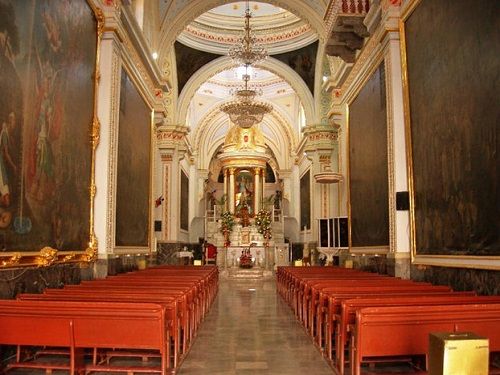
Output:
[0, 0, 101, 267]
[300, 170, 311, 231]
[180, 169, 188, 231]
[348, 62, 389, 251]
[115, 69, 152, 247]
[401, 0, 500, 269]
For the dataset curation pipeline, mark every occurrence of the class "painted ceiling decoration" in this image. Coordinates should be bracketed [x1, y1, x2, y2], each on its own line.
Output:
[271, 41, 318, 94]
[174, 41, 220, 94]
[177, 2, 317, 55]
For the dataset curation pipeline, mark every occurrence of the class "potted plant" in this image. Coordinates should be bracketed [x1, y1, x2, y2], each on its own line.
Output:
[255, 209, 272, 247]
[219, 211, 235, 247]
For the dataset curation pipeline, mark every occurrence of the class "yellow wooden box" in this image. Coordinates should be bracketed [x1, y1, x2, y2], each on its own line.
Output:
[428, 332, 489, 375]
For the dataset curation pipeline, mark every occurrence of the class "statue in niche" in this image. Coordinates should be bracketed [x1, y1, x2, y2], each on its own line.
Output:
[235, 172, 253, 218]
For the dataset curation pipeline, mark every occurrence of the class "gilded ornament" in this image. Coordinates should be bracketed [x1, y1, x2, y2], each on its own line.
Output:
[81, 247, 97, 263]
[63, 253, 76, 262]
[1, 253, 22, 267]
[35, 247, 58, 267]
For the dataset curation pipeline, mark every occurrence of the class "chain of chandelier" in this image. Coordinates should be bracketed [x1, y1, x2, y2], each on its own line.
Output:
[220, 1, 273, 129]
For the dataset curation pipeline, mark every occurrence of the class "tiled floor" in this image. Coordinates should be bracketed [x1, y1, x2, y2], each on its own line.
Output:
[177, 278, 333, 375]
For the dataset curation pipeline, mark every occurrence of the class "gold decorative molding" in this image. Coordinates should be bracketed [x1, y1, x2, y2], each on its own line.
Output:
[1, 253, 21, 267]
[35, 247, 58, 268]
[0, 1, 105, 269]
[400, 0, 500, 270]
[81, 246, 98, 263]
[62, 253, 76, 263]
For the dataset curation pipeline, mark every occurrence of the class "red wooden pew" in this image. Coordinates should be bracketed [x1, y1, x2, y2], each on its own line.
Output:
[0, 300, 173, 374]
[351, 303, 500, 375]
[336, 295, 500, 374]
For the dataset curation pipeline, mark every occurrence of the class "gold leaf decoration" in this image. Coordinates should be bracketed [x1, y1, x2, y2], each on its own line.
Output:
[35, 247, 58, 267]
[1, 253, 22, 267]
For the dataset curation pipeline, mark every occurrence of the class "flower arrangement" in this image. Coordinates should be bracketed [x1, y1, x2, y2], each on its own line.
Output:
[239, 249, 253, 268]
[220, 211, 235, 246]
[255, 209, 272, 244]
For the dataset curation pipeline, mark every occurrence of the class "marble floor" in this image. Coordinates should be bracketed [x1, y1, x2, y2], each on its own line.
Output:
[177, 278, 333, 375]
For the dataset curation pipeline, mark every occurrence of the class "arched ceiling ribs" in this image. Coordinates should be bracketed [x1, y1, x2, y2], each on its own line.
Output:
[177, 56, 315, 128]
[194, 105, 293, 171]
[158, 0, 326, 61]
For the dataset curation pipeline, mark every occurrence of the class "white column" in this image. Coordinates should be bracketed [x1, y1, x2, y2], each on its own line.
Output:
[228, 168, 235, 213]
[188, 159, 197, 240]
[384, 25, 411, 277]
[94, 31, 121, 261]
[254, 167, 261, 213]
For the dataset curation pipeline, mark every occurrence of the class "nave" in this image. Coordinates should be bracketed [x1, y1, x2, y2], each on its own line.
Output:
[177, 278, 332, 375]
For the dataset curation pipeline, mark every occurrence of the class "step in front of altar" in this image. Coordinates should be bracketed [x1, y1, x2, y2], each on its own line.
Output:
[226, 268, 271, 279]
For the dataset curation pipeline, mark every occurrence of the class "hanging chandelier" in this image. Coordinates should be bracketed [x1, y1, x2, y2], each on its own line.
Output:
[220, 70, 273, 129]
[222, 2, 272, 129]
[228, 1, 268, 66]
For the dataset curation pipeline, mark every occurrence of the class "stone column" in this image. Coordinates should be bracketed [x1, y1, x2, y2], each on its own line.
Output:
[156, 124, 189, 241]
[303, 123, 342, 251]
[93, 20, 122, 278]
[253, 167, 261, 214]
[382, 2, 411, 278]
[228, 168, 235, 213]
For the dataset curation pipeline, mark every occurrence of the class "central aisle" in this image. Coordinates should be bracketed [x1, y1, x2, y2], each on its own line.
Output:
[178, 278, 332, 375]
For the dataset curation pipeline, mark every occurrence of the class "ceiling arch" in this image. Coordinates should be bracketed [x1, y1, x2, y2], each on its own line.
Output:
[158, 0, 326, 62]
[176, 56, 315, 127]
[193, 105, 294, 172]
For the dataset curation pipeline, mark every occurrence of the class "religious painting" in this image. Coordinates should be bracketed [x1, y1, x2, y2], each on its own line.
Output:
[115, 69, 151, 247]
[235, 169, 253, 216]
[272, 41, 318, 94]
[0, 0, 97, 252]
[300, 170, 310, 230]
[348, 62, 389, 248]
[402, 0, 500, 257]
[180, 170, 188, 231]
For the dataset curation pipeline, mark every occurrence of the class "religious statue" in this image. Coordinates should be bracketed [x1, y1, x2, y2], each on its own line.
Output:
[235, 174, 253, 216]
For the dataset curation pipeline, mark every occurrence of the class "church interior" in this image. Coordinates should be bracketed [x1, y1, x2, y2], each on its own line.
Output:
[0, 0, 498, 373]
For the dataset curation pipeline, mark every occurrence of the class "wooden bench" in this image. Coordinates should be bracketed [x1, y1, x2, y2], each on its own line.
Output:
[336, 295, 500, 374]
[321, 290, 476, 362]
[0, 300, 173, 374]
[351, 303, 500, 375]
[45, 286, 192, 356]
[17, 292, 181, 369]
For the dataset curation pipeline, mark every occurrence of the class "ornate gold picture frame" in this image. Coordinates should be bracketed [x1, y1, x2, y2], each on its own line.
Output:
[400, 0, 500, 270]
[0, 0, 103, 268]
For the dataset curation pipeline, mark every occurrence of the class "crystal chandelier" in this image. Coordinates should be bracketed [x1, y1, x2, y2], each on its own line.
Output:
[220, 70, 273, 129]
[228, 1, 268, 66]
[222, 2, 272, 129]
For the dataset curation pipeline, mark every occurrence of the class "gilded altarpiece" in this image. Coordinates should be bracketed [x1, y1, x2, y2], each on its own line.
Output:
[402, 0, 500, 258]
[348, 62, 389, 248]
[0, 0, 98, 254]
[115, 70, 151, 247]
